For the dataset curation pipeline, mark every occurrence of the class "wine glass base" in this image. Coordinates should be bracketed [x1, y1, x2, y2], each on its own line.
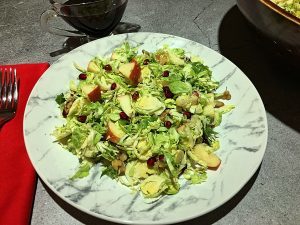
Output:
[49, 22, 141, 57]
[112, 22, 141, 34]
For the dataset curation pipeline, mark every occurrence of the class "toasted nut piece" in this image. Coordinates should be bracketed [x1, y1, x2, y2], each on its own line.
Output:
[192, 91, 200, 97]
[119, 152, 128, 162]
[159, 109, 170, 120]
[222, 90, 231, 100]
[214, 100, 225, 108]
[62, 96, 75, 117]
[118, 165, 126, 175]
[155, 52, 169, 65]
[111, 159, 122, 170]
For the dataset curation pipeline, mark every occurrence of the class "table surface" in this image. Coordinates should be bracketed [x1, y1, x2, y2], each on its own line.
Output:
[1, 0, 299, 224]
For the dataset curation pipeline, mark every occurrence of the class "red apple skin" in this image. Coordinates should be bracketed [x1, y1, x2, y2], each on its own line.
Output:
[106, 129, 120, 143]
[105, 121, 125, 143]
[130, 59, 141, 86]
[88, 86, 101, 102]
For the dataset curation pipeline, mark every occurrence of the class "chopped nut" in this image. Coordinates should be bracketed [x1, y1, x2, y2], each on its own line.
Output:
[192, 91, 200, 98]
[111, 159, 122, 170]
[159, 109, 170, 121]
[222, 90, 231, 100]
[155, 52, 169, 65]
[118, 165, 126, 175]
[119, 152, 128, 162]
[62, 96, 75, 117]
[214, 100, 225, 108]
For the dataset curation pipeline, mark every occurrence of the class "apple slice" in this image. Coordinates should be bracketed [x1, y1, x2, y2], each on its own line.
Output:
[192, 143, 221, 170]
[111, 52, 118, 60]
[206, 153, 221, 170]
[117, 95, 133, 117]
[106, 121, 126, 143]
[119, 60, 141, 86]
[87, 61, 100, 73]
[81, 84, 101, 102]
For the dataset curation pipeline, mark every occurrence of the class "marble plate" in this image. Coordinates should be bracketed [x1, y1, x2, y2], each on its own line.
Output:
[23, 33, 268, 224]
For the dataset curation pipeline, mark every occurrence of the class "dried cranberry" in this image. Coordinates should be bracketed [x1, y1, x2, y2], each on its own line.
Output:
[158, 155, 164, 161]
[77, 115, 87, 123]
[147, 156, 157, 167]
[164, 121, 172, 128]
[143, 59, 150, 65]
[162, 70, 169, 77]
[104, 64, 112, 72]
[110, 83, 117, 90]
[183, 111, 192, 119]
[78, 73, 87, 80]
[119, 111, 129, 120]
[163, 86, 174, 98]
[132, 91, 139, 101]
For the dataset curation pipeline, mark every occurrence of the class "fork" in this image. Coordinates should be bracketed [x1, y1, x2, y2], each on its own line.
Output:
[0, 68, 18, 127]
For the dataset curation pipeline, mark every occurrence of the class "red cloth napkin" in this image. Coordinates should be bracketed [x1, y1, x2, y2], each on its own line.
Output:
[0, 63, 50, 225]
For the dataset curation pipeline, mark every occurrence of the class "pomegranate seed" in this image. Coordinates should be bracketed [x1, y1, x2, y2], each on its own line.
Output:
[143, 59, 150, 65]
[132, 91, 139, 101]
[165, 91, 174, 99]
[162, 70, 169, 77]
[100, 135, 106, 141]
[119, 111, 129, 120]
[158, 155, 164, 161]
[77, 115, 87, 123]
[163, 86, 174, 98]
[104, 64, 112, 72]
[147, 156, 157, 167]
[183, 111, 192, 119]
[164, 121, 172, 128]
[111, 83, 117, 90]
[78, 73, 87, 80]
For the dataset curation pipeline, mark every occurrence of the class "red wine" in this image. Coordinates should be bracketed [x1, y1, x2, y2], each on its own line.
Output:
[60, 0, 128, 37]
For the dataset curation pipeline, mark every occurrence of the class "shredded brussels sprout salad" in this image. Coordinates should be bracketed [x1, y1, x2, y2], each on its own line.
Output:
[272, 0, 300, 18]
[53, 42, 234, 198]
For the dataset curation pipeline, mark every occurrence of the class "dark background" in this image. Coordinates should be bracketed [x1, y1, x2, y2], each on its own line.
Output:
[219, 6, 300, 133]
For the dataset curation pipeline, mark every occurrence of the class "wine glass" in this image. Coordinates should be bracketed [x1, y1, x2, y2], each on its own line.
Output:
[41, 0, 140, 55]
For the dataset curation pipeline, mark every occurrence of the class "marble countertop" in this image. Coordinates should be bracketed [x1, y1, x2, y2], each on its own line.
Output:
[1, 0, 299, 224]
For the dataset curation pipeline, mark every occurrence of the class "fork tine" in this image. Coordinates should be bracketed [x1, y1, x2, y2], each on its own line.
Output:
[1, 69, 7, 110]
[6, 68, 13, 109]
[0, 67, 18, 127]
[12, 68, 18, 110]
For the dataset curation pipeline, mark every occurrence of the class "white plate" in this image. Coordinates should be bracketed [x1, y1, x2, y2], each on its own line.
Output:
[23, 32, 268, 224]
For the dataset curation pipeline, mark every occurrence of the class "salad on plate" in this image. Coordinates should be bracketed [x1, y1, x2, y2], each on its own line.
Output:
[53, 43, 234, 198]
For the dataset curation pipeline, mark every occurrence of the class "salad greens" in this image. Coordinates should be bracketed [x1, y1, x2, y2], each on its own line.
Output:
[272, 0, 300, 18]
[53, 43, 234, 198]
